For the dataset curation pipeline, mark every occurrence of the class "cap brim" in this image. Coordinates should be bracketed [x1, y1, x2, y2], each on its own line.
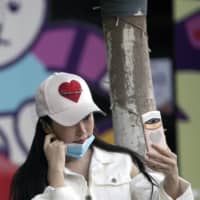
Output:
[49, 102, 105, 126]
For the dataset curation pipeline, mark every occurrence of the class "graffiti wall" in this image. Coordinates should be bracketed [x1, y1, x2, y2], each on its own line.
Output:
[0, 1, 109, 199]
[0, 1, 175, 199]
[174, 0, 200, 199]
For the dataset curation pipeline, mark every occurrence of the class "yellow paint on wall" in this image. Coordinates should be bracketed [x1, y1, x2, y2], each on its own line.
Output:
[177, 72, 200, 193]
[99, 129, 115, 144]
[174, 0, 200, 22]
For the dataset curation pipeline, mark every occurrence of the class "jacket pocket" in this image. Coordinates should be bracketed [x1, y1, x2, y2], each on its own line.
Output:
[93, 172, 131, 186]
[92, 173, 132, 200]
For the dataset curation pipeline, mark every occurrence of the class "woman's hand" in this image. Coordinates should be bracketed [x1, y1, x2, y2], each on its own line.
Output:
[144, 144, 181, 199]
[43, 134, 66, 187]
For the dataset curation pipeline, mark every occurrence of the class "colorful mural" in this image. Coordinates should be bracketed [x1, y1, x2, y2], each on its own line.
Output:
[0, 1, 176, 199]
[174, 0, 200, 198]
[0, 1, 109, 199]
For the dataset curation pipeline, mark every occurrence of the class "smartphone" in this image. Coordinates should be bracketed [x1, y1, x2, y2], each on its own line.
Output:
[141, 110, 168, 153]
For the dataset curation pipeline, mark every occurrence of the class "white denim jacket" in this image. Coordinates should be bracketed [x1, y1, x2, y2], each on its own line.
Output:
[32, 147, 193, 200]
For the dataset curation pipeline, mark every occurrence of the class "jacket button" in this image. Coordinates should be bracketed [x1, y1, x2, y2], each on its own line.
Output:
[111, 178, 117, 183]
[85, 195, 92, 200]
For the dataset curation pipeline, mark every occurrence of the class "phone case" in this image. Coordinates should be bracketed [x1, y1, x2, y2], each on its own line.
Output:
[141, 111, 168, 153]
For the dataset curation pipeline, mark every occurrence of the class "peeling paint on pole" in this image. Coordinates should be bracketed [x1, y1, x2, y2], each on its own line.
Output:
[105, 23, 145, 152]
[121, 24, 135, 106]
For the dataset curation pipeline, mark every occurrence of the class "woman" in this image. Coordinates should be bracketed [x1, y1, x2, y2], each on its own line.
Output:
[10, 72, 193, 200]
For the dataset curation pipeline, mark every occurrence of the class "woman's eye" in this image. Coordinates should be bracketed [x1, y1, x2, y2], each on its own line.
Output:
[83, 114, 90, 121]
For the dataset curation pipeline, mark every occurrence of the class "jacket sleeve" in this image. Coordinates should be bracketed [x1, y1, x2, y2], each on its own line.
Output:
[130, 172, 194, 200]
[31, 186, 80, 200]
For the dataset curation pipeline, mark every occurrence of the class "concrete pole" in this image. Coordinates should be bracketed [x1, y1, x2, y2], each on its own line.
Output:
[100, 0, 156, 155]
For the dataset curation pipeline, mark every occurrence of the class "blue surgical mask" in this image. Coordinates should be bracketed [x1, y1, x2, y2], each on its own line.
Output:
[66, 135, 95, 158]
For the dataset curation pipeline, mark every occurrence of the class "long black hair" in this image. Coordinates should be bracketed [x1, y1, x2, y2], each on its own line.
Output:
[10, 116, 156, 200]
[10, 117, 49, 200]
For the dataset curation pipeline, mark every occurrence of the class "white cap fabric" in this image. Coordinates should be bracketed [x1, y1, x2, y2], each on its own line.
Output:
[35, 72, 104, 126]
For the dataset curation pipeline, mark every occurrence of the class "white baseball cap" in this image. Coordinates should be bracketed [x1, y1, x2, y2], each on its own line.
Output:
[35, 72, 105, 126]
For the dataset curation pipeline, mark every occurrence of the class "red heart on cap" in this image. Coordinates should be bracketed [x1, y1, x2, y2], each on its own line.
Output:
[58, 80, 82, 102]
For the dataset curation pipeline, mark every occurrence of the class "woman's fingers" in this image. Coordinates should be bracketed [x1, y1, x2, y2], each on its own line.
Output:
[43, 134, 66, 171]
[144, 144, 178, 177]
[145, 144, 181, 198]
[145, 156, 169, 172]
[43, 134, 66, 160]
[146, 150, 177, 166]
[148, 144, 177, 163]
[151, 144, 171, 157]
[43, 134, 56, 150]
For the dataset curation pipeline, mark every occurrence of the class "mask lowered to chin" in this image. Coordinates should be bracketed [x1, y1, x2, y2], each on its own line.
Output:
[66, 135, 95, 158]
